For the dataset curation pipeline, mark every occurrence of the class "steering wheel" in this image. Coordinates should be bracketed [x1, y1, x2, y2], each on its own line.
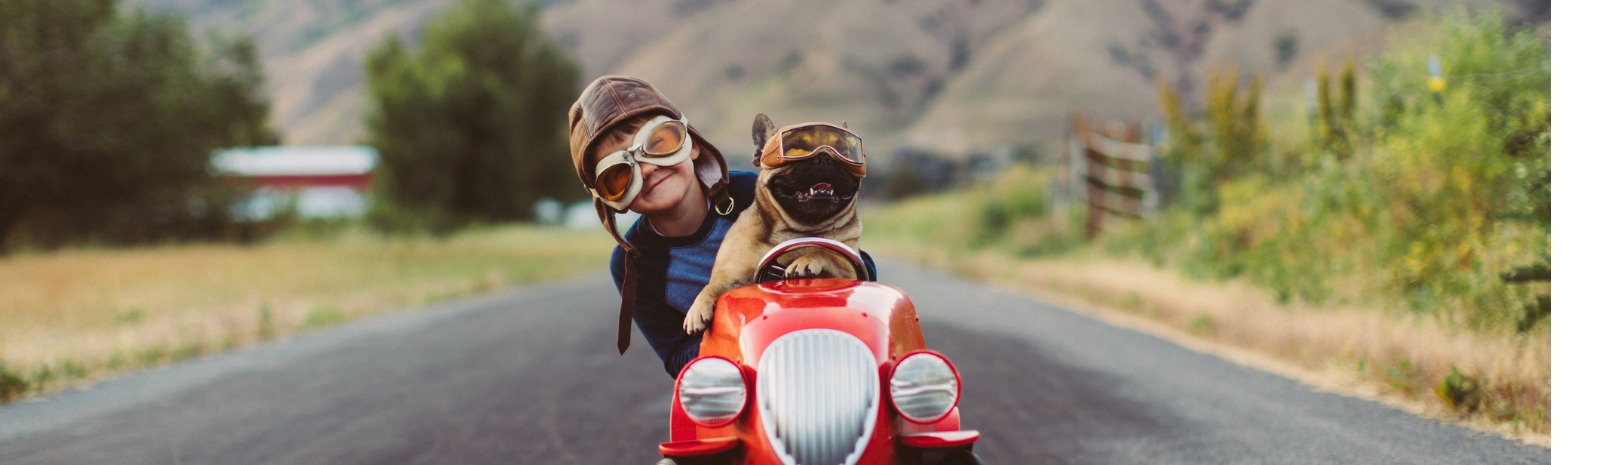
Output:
[752, 237, 870, 284]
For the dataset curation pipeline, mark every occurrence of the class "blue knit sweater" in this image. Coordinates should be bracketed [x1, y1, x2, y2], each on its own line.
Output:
[609, 171, 876, 377]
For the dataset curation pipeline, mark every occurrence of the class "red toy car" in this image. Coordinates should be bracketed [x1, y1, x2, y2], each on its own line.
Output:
[657, 238, 984, 465]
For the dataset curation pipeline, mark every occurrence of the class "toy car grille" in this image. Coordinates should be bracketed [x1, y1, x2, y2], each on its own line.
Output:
[756, 329, 879, 465]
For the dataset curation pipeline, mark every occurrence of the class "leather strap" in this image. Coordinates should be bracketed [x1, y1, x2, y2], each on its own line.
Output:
[617, 251, 637, 354]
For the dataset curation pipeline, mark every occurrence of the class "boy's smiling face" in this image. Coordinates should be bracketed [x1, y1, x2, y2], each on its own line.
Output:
[585, 115, 702, 215]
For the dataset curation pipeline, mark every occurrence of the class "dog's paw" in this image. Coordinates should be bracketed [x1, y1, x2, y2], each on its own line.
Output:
[683, 302, 713, 335]
[784, 252, 833, 279]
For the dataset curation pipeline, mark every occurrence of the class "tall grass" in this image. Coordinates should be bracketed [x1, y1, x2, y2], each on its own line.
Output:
[0, 225, 613, 401]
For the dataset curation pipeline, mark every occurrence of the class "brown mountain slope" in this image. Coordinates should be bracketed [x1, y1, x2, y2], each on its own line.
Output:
[902, 0, 1508, 153]
[550, 0, 1047, 159]
[129, 0, 1535, 155]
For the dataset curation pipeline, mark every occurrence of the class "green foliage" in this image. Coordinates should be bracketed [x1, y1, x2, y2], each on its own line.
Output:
[1187, 313, 1215, 336]
[363, 0, 582, 233]
[1437, 366, 1484, 414]
[0, 0, 277, 250]
[257, 304, 276, 341]
[1159, 67, 1268, 213]
[1145, 9, 1549, 332]
[0, 360, 28, 402]
[1206, 68, 1267, 180]
[1315, 58, 1359, 157]
[1385, 358, 1422, 395]
[976, 171, 1050, 244]
[1362, 9, 1550, 330]
[299, 304, 347, 329]
[114, 306, 146, 325]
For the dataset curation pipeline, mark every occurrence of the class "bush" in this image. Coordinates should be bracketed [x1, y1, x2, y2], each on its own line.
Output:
[1146, 9, 1549, 330]
[0, 361, 28, 402]
[1158, 66, 1267, 213]
[1360, 9, 1549, 330]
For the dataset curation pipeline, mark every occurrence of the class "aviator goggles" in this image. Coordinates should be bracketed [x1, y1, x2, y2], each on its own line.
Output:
[759, 123, 867, 178]
[588, 115, 693, 210]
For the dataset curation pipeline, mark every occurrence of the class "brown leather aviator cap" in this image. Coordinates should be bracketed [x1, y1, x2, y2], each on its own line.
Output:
[569, 75, 728, 197]
[567, 75, 730, 354]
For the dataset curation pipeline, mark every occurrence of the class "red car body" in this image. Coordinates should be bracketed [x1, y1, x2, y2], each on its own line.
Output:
[660, 277, 980, 465]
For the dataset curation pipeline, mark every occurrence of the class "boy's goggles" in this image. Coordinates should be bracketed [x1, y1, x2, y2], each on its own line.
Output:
[589, 115, 693, 210]
[759, 122, 866, 178]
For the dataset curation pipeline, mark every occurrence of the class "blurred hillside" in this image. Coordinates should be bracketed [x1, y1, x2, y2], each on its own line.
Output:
[127, 0, 1544, 156]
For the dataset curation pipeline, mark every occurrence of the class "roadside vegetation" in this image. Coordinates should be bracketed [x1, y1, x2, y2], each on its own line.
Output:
[0, 0, 593, 403]
[0, 225, 612, 402]
[865, 10, 1549, 440]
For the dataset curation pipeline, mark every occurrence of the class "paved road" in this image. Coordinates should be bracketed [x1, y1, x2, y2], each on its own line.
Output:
[0, 260, 1549, 464]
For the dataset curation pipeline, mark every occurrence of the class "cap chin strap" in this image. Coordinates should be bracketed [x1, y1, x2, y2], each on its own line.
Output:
[617, 254, 637, 354]
[595, 198, 639, 354]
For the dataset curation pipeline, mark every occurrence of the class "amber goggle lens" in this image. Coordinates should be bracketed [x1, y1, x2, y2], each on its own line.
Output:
[780, 125, 863, 164]
[643, 121, 687, 157]
[595, 163, 635, 200]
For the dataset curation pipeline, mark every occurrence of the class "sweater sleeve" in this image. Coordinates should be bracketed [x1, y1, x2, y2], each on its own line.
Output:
[611, 246, 701, 377]
[861, 249, 879, 281]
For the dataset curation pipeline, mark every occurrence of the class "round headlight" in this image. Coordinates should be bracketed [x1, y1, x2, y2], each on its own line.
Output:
[889, 351, 960, 424]
[677, 357, 747, 427]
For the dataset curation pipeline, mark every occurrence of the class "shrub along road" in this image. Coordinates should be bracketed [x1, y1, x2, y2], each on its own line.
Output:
[0, 260, 1548, 464]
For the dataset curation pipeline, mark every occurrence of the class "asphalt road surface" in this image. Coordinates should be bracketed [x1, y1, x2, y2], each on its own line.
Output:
[0, 260, 1549, 464]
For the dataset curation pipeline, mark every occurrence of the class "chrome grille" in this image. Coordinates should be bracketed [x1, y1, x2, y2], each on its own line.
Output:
[756, 329, 879, 465]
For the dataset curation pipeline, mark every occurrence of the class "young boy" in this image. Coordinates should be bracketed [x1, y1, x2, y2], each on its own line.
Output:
[566, 75, 873, 377]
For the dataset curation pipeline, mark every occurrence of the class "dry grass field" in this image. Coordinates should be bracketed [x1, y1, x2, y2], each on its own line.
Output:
[0, 226, 613, 401]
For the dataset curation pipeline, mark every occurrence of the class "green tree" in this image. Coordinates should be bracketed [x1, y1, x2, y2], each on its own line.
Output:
[363, 0, 582, 232]
[0, 0, 277, 250]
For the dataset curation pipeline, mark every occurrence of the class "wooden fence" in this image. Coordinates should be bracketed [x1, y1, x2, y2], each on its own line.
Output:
[1066, 115, 1159, 240]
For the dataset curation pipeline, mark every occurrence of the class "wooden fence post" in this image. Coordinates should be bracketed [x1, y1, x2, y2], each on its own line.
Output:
[1074, 114, 1155, 240]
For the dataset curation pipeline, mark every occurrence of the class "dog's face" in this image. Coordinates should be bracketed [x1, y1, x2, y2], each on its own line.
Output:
[750, 114, 864, 226]
[763, 156, 861, 225]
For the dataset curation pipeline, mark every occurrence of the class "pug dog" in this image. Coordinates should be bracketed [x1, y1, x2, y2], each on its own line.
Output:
[682, 114, 866, 335]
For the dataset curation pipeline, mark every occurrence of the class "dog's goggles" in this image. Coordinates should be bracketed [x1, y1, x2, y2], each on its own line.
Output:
[760, 123, 867, 178]
[589, 115, 693, 210]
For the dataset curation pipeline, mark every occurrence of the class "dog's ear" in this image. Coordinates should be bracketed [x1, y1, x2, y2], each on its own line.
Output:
[752, 113, 776, 167]
[752, 113, 775, 147]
